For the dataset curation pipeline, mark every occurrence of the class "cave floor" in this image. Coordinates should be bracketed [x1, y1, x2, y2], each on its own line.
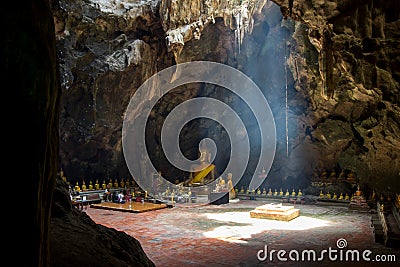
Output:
[85, 199, 400, 267]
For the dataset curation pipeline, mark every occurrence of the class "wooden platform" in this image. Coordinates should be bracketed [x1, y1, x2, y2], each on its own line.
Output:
[250, 203, 300, 221]
[90, 201, 168, 213]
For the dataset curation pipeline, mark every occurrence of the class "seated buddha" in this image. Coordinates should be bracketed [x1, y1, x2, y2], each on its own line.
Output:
[274, 189, 278, 196]
[319, 190, 324, 198]
[297, 189, 302, 197]
[320, 169, 328, 179]
[332, 192, 338, 200]
[88, 180, 94, 190]
[344, 193, 350, 201]
[291, 189, 296, 197]
[120, 179, 125, 188]
[184, 143, 216, 186]
[262, 188, 267, 195]
[267, 188, 272, 196]
[326, 192, 331, 199]
[279, 188, 284, 196]
[329, 170, 337, 180]
[81, 181, 87, 191]
[102, 180, 107, 190]
[95, 180, 100, 190]
[257, 188, 261, 195]
[74, 182, 81, 192]
[338, 193, 344, 200]
[285, 189, 290, 197]
[338, 170, 346, 181]
[113, 179, 119, 189]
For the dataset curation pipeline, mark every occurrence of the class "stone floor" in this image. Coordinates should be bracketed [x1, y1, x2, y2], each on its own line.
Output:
[85, 199, 400, 267]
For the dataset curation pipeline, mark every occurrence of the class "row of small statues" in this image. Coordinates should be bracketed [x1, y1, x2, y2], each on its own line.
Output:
[71, 179, 137, 192]
[312, 169, 357, 182]
[237, 187, 303, 198]
[318, 190, 351, 201]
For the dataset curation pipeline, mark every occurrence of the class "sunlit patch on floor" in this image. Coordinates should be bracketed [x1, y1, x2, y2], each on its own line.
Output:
[202, 212, 331, 243]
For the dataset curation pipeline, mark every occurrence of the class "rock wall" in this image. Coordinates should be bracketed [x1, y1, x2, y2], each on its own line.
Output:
[55, 0, 400, 196]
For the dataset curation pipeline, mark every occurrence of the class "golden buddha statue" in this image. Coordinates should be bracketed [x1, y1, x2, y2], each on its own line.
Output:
[113, 179, 119, 188]
[291, 189, 296, 197]
[107, 180, 113, 189]
[320, 169, 328, 179]
[274, 189, 278, 196]
[186, 143, 215, 185]
[344, 193, 350, 201]
[329, 170, 337, 180]
[326, 192, 331, 199]
[60, 169, 67, 182]
[347, 171, 356, 183]
[297, 189, 302, 197]
[95, 180, 100, 190]
[338, 193, 344, 200]
[262, 188, 267, 195]
[102, 180, 107, 190]
[120, 179, 125, 188]
[88, 180, 93, 190]
[240, 186, 244, 194]
[125, 179, 130, 188]
[267, 188, 273, 196]
[338, 170, 346, 181]
[285, 189, 290, 197]
[257, 188, 261, 195]
[332, 192, 337, 200]
[81, 180, 87, 191]
[355, 185, 362, 196]
[319, 190, 324, 198]
[74, 181, 81, 192]
[279, 188, 284, 196]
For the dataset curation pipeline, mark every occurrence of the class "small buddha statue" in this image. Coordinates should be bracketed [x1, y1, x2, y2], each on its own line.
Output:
[88, 180, 94, 190]
[297, 189, 302, 197]
[338, 170, 346, 181]
[257, 188, 261, 195]
[338, 193, 344, 200]
[262, 188, 267, 195]
[240, 187, 244, 194]
[74, 181, 81, 192]
[107, 180, 113, 189]
[113, 179, 119, 189]
[332, 192, 338, 200]
[320, 169, 328, 179]
[355, 185, 362, 196]
[246, 188, 250, 194]
[285, 189, 290, 197]
[329, 170, 337, 180]
[60, 169, 67, 182]
[274, 189, 278, 196]
[125, 179, 130, 188]
[344, 193, 350, 201]
[267, 188, 273, 196]
[326, 192, 331, 199]
[81, 181, 87, 191]
[279, 188, 284, 196]
[120, 179, 125, 188]
[291, 189, 296, 197]
[95, 180, 100, 190]
[319, 190, 324, 198]
[235, 188, 239, 195]
[102, 180, 107, 190]
[347, 171, 356, 183]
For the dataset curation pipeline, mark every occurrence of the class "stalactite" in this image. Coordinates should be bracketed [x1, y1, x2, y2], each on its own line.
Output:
[322, 25, 334, 99]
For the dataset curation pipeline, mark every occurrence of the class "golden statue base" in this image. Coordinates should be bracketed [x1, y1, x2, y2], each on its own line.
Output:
[250, 203, 300, 221]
